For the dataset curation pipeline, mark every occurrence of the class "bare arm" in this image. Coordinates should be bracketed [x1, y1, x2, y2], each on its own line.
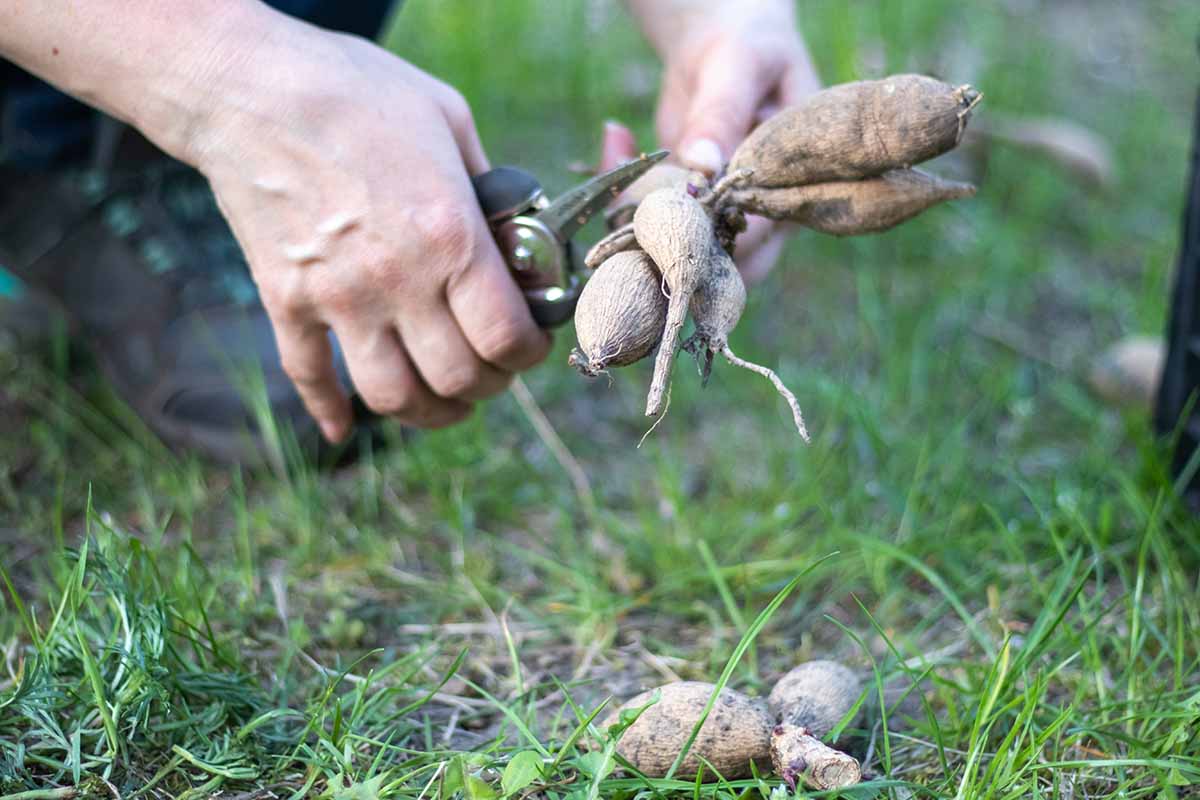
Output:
[0, 2, 551, 440]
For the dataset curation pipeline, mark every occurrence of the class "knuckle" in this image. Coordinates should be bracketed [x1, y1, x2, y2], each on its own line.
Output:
[414, 201, 476, 265]
[440, 86, 475, 128]
[262, 277, 309, 322]
[281, 355, 325, 388]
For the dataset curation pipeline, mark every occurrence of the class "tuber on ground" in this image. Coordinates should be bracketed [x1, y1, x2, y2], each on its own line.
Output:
[768, 660, 862, 739]
[602, 681, 774, 780]
[730, 168, 976, 236]
[570, 72, 981, 441]
[569, 250, 667, 376]
[632, 187, 716, 417]
[604, 678, 862, 789]
[729, 74, 981, 187]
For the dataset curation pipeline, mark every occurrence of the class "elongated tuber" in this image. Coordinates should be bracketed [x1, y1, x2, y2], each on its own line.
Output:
[731, 168, 976, 235]
[633, 187, 716, 417]
[603, 682, 773, 780]
[570, 250, 666, 376]
[768, 660, 862, 739]
[730, 75, 980, 187]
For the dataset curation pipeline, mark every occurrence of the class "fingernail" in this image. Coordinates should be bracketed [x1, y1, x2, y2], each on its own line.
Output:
[681, 138, 724, 175]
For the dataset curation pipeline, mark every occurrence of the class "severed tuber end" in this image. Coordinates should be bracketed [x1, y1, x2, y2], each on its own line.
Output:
[770, 723, 861, 792]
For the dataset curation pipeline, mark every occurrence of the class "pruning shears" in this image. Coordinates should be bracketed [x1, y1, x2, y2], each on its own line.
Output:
[471, 149, 668, 328]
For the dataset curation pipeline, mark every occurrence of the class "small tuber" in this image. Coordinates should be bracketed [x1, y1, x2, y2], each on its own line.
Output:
[606, 163, 707, 229]
[768, 660, 862, 739]
[570, 250, 666, 376]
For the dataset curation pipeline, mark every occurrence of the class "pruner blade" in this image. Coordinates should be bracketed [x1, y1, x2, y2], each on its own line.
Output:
[536, 149, 668, 242]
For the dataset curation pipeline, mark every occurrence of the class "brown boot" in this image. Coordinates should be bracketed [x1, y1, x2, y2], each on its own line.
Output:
[0, 135, 349, 464]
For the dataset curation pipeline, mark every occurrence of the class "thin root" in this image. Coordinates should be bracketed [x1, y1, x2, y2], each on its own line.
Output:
[638, 382, 671, 448]
[584, 222, 638, 269]
[721, 345, 810, 442]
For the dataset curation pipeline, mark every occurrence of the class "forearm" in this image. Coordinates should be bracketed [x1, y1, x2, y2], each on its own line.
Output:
[624, 0, 798, 58]
[0, 1, 277, 162]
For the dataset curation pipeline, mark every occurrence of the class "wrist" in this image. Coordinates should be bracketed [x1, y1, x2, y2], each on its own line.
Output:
[628, 0, 797, 62]
[134, 3, 294, 166]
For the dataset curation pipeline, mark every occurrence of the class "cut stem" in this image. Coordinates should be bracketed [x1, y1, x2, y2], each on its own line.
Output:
[720, 345, 809, 442]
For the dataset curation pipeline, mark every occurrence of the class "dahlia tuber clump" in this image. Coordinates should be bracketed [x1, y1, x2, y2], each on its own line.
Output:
[574, 73, 982, 440]
[605, 660, 863, 790]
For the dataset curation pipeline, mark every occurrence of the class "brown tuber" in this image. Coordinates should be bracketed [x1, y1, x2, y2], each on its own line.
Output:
[633, 187, 715, 417]
[570, 250, 666, 376]
[730, 168, 976, 236]
[603, 682, 773, 780]
[729, 74, 981, 187]
[768, 660, 862, 739]
[604, 680, 863, 789]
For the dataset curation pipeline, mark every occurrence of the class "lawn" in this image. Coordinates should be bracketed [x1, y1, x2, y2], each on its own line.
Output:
[2, 0, 1199, 798]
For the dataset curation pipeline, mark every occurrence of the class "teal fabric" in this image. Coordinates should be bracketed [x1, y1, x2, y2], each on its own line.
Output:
[0, 265, 23, 298]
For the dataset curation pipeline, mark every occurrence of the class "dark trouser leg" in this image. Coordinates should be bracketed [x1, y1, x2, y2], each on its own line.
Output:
[1154, 90, 1200, 500]
[0, 0, 396, 169]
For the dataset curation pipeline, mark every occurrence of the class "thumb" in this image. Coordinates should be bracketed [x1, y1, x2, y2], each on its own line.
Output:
[677, 53, 772, 175]
[598, 120, 640, 173]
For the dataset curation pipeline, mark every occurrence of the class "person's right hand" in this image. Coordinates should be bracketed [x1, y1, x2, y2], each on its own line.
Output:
[175, 10, 551, 442]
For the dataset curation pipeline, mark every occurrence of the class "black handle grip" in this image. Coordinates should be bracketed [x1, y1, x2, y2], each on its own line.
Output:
[472, 167, 543, 222]
[472, 167, 578, 329]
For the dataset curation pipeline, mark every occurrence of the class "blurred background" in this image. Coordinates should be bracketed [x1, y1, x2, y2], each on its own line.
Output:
[1, 1, 1197, 797]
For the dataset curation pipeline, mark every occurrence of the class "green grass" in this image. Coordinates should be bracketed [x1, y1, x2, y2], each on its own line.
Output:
[3, 0, 1200, 797]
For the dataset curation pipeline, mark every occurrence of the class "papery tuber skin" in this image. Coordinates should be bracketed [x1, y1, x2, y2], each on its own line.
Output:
[768, 661, 862, 739]
[770, 723, 862, 792]
[607, 163, 708, 229]
[633, 187, 716, 417]
[585, 222, 638, 270]
[730, 169, 976, 235]
[602, 682, 774, 780]
[570, 250, 666, 376]
[685, 239, 746, 382]
[730, 75, 981, 187]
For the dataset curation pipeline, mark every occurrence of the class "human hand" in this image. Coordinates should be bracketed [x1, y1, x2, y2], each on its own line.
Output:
[177, 12, 551, 442]
[625, 0, 821, 282]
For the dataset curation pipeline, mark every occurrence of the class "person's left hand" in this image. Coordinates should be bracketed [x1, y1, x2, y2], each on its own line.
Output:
[609, 1, 821, 282]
